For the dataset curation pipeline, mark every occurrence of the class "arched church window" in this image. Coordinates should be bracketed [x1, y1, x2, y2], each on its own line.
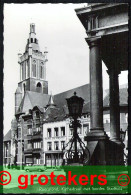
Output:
[23, 83, 26, 93]
[32, 60, 36, 77]
[36, 82, 42, 93]
[22, 63, 26, 80]
[40, 62, 44, 79]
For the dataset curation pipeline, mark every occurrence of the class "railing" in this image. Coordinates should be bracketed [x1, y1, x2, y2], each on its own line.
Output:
[33, 148, 41, 153]
[33, 131, 41, 135]
[32, 131, 42, 140]
[24, 148, 33, 154]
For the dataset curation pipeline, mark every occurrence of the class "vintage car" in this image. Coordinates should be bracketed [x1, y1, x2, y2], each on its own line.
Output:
[24, 165, 47, 172]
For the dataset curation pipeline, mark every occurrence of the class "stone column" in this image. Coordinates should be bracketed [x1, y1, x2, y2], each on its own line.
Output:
[108, 68, 121, 143]
[86, 37, 104, 132]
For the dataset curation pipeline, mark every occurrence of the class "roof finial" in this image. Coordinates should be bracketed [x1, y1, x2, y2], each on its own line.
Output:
[49, 92, 54, 105]
[74, 92, 77, 96]
[30, 23, 35, 34]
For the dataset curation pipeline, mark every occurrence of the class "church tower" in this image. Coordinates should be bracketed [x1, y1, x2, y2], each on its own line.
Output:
[15, 23, 48, 114]
[17, 23, 48, 96]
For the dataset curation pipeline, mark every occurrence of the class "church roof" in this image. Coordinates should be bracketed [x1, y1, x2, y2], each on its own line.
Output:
[4, 130, 11, 142]
[16, 91, 50, 115]
[54, 83, 90, 107]
[15, 87, 22, 94]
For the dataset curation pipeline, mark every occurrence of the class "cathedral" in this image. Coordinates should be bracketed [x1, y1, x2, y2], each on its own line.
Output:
[4, 22, 128, 168]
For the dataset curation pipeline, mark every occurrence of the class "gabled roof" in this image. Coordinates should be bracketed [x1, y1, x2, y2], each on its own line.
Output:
[44, 106, 67, 123]
[4, 130, 11, 142]
[32, 106, 45, 113]
[16, 91, 50, 115]
[54, 84, 90, 107]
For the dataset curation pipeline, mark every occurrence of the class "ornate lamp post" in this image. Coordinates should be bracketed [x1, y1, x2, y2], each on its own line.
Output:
[63, 92, 90, 165]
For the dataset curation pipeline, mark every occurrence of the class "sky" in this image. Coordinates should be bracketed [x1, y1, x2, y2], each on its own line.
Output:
[4, 3, 128, 135]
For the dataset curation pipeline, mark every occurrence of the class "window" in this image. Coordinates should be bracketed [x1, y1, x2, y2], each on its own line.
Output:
[83, 124, 89, 135]
[22, 63, 26, 80]
[40, 64, 44, 79]
[36, 111, 40, 118]
[61, 127, 65, 136]
[27, 62, 29, 77]
[36, 82, 42, 93]
[61, 141, 65, 150]
[36, 158, 40, 165]
[47, 142, 52, 151]
[33, 142, 41, 149]
[54, 142, 59, 150]
[78, 127, 82, 134]
[23, 84, 26, 93]
[32, 61, 36, 77]
[36, 127, 40, 132]
[70, 129, 73, 135]
[54, 128, 58, 137]
[47, 128, 51, 138]
[27, 127, 32, 135]
[27, 141, 32, 149]
[31, 38, 33, 43]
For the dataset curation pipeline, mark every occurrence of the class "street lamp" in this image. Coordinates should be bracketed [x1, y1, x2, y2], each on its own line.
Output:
[66, 92, 84, 119]
[63, 92, 90, 165]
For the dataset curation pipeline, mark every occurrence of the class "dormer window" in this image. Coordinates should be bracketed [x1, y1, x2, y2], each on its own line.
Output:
[36, 111, 39, 118]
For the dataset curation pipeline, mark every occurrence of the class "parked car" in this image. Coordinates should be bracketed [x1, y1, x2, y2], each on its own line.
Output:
[24, 165, 46, 172]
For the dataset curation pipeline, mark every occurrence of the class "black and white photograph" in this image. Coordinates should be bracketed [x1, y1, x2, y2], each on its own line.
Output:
[2, 2, 129, 194]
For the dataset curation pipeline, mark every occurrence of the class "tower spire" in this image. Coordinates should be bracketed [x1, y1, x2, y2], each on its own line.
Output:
[46, 93, 56, 108]
[30, 23, 35, 34]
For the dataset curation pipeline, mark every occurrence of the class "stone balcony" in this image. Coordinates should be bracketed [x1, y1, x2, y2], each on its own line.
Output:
[32, 131, 42, 140]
